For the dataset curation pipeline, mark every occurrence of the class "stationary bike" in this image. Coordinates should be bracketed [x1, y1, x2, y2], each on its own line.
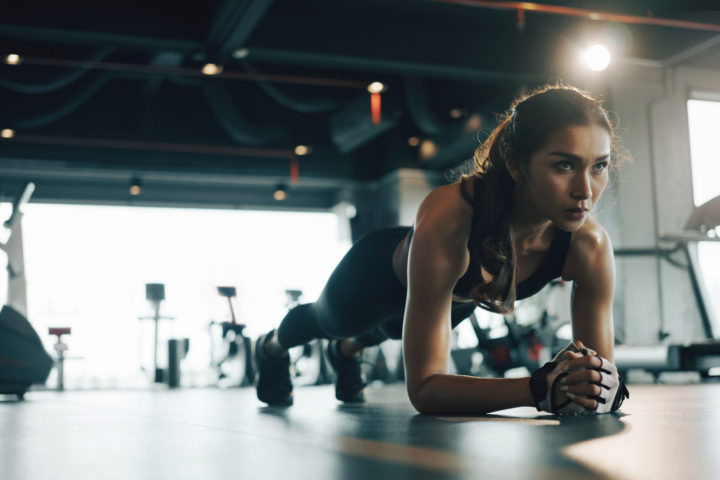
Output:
[209, 286, 255, 387]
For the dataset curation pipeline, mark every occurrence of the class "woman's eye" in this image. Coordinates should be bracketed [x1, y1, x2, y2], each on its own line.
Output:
[593, 162, 609, 171]
[556, 162, 572, 171]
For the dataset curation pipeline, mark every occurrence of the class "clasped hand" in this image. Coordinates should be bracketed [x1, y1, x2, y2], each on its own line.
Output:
[551, 341, 621, 414]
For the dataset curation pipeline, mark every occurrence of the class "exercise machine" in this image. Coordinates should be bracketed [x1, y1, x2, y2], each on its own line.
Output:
[48, 327, 71, 391]
[209, 286, 254, 387]
[0, 183, 53, 399]
[614, 194, 720, 379]
[1, 182, 35, 317]
[138, 283, 175, 383]
[0, 306, 53, 399]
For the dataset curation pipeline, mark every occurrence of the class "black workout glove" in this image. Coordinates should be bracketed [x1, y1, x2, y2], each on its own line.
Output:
[529, 359, 573, 413]
[530, 342, 630, 415]
[588, 354, 630, 414]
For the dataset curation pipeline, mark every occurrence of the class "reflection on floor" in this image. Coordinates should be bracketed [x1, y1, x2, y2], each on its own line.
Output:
[1, 383, 719, 480]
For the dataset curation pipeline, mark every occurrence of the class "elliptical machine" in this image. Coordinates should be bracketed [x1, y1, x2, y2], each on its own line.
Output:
[0, 182, 53, 399]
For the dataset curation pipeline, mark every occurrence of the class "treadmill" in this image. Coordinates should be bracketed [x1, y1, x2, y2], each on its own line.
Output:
[614, 194, 720, 379]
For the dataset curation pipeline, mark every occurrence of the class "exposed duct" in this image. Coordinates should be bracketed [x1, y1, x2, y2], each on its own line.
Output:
[330, 92, 401, 153]
[237, 59, 341, 113]
[206, 0, 275, 60]
[14, 71, 114, 129]
[421, 112, 490, 169]
[0, 47, 113, 94]
[203, 79, 289, 146]
[403, 77, 446, 136]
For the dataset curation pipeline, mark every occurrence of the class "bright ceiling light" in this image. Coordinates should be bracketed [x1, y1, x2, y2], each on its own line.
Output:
[202, 63, 223, 76]
[584, 45, 611, 71]
[1, 129, 15, 139]
[232, 48, 249, 59]
[273, 185, 288, 201]
[367, 82, 386, 94]
[464, 113, 482, 132]
[5, 54, 21, 65]
[407, 136, 420, 147]
[294, 145, 310, 156]
[419, 139, 437, 160]
[129, 178, 142, 196]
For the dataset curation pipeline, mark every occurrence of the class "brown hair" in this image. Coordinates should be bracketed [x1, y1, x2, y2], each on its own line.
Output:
[464, 83, 620, 313]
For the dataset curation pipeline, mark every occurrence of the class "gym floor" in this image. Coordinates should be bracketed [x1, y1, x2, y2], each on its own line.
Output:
[2, 383, 719, 480]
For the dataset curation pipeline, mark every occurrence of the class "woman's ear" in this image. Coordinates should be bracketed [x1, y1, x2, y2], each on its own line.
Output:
[505, 156, 525, 183]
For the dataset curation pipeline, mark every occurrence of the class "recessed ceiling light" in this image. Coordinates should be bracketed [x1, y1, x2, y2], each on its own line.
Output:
[1, 129, 15, 139]
[129, 178, 142, 196]
[232, 48, 249, 59]
[5, 54, 21, 65]
[419, 140, 437, 160]
[294, 145, 311, 156]
[202, 63, 223, 76]
[273, 185, 288, 201]
[367, 82, 386, 94]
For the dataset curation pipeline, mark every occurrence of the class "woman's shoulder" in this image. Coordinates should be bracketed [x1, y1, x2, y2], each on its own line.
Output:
[570, 216, 612, 251]
[415, 181, 474, 238]
[409, 181, 474, 273]
[562, 216, 614, 281]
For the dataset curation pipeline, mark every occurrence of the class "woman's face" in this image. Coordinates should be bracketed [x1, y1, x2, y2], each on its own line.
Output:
[521, 123, 611, 231]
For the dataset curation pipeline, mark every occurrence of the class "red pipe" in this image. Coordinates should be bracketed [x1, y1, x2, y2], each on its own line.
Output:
[7, 133, 304, 182]
[8, 133, 296, 158]
[429, 0, 720, 32]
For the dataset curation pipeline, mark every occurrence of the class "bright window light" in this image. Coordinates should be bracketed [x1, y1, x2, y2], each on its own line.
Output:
[0, 204, 351, 389]
[687, 98, 720, 333]
[583, 45, 611, 71]
[687, 100, 720, 206]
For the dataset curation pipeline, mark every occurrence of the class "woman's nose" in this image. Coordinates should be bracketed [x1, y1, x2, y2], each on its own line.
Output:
[571, 173, 592, 200]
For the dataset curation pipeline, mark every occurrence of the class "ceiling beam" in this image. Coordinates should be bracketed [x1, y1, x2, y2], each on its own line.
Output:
[0, 24, 202, 52]
[242, 47, 546, 83]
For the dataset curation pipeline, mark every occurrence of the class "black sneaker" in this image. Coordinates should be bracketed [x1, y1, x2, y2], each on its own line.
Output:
[326, 339, 366, 403]
[254, 330, 293, 406]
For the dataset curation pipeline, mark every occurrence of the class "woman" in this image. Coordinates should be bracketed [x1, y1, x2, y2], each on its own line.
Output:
[254, 84, 629, 415]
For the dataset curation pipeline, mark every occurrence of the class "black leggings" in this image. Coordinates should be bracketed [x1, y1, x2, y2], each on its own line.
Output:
[276, 226, 477, 348]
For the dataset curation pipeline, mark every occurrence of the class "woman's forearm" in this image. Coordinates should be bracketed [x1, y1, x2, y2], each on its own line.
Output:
[410, 373, 535, 415]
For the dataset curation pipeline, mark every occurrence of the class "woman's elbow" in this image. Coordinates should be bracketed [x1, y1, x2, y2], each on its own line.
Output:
[407, 376, 442, 414]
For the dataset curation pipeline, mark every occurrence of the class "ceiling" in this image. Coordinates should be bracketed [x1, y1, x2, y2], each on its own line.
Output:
[1, 0, 719, 208]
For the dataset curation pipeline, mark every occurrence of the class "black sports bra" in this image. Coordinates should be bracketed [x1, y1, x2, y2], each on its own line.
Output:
[407, 176, 571, 301]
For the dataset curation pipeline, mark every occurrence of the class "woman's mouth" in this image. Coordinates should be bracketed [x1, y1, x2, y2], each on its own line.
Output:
[564, 208, 588, 220]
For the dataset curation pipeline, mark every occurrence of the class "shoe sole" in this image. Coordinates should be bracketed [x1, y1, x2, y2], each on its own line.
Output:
[255, 332, 294, 407]
[327, 340, 366, 404]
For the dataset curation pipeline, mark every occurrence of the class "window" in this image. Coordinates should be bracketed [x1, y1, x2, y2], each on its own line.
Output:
[2, 204, 350, 389]
[687, 99, 720, 334]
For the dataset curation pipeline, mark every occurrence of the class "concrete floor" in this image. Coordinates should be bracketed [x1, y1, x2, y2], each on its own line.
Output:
[1, 383, 719, 480]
